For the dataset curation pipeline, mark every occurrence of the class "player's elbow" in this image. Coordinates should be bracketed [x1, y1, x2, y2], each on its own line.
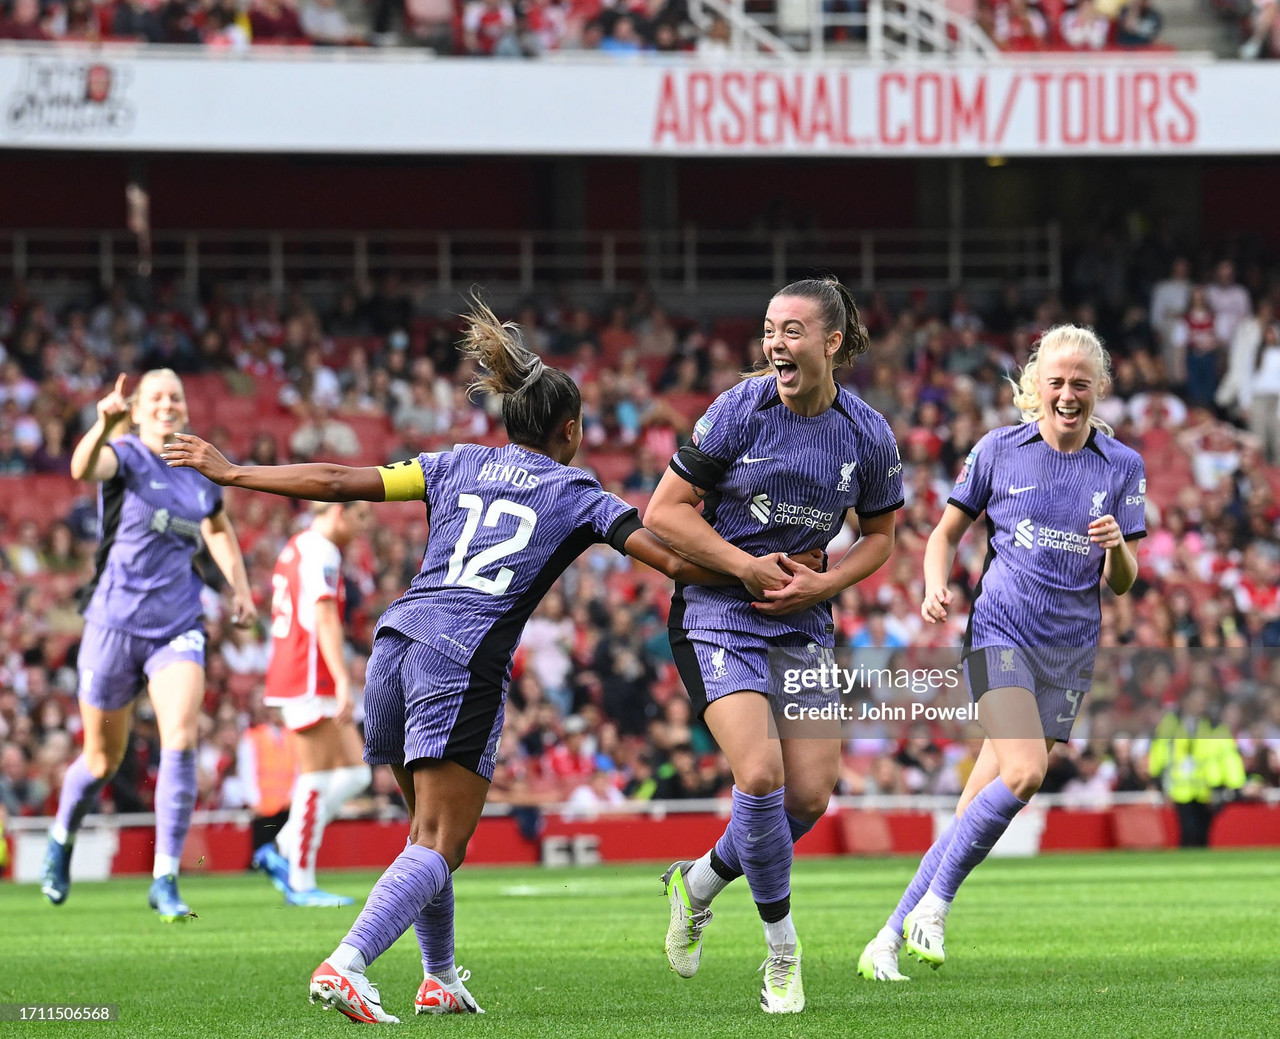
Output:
[643, 502, 677, 544]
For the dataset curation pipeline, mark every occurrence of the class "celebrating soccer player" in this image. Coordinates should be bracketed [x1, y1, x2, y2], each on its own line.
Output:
[250, 500, 374, 906]
[162, 300, 817, 1023]
[44, 369, 257, 921]
[645, 277, 904, 1013]
[857, 325, 1145, 981]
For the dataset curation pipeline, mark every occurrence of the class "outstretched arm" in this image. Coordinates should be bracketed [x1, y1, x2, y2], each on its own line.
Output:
[163, 432, 388, 502]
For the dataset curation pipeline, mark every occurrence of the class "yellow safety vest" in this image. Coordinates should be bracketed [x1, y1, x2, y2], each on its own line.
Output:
[1148, 714, 1246, 804]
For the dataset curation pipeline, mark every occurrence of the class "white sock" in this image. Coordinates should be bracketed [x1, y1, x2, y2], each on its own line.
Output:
[50, 822, 70, 845]
[153, 854, 180, 879]
[329, 942, 366, 973]
[684, 852, 728, 907]
[287, 770, 333, 892]
[877, 924, 904, 948]
[429, 965, 458, 985]
[763, 912, 798, 954]
[323, 764, 371, 822]
[917, 889, 953, 915]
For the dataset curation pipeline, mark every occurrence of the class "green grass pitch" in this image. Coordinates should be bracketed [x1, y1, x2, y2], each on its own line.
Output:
[2, 850, 1275, 1038]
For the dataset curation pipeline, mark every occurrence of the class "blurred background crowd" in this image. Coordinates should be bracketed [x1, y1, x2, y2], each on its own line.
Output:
[20, 0, 1280, 59]
[4, 214, 1280, 830]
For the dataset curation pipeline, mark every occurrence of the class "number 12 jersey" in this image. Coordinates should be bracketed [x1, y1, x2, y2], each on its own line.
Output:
[377, 443, 641, 685]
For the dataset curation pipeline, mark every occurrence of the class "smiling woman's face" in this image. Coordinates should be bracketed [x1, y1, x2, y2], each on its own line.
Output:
[761, 294, 838, 402]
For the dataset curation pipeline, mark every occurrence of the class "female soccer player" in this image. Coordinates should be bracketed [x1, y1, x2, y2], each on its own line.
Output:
[857, 325, 1145, 981]
[250, 499, 375, 907]
[645, 277, 905, 1013]
[43, 369, 257, 921]
[162, 301, 818, 1023]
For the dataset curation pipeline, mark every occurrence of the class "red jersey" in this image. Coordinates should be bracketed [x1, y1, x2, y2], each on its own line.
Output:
[264, 529, 345, 702]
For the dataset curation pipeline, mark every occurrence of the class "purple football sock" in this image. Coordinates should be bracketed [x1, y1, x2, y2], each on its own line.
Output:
[888, 815, 959, 934]
[929, 778, 1027, 903]
[414, 874, 455, 975]
[53, 755, 110, 840]
[345, 845, 450, 968]
[154, 749, 197, 863]
[712, 809, 814, 879]
[728, 786, 792, 918]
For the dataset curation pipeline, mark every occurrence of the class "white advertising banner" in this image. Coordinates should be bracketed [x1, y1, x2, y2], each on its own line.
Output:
[1, 47, 1277, 157]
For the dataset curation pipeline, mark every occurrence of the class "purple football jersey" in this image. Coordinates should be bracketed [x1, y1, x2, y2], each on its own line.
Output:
[81, 434, 224, 639]
[377, 443, 641, 682]
[949, 424, 1147, 650]
[668, 378, 904, 642]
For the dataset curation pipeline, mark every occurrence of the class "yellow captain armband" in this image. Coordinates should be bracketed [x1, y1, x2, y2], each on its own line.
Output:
[378, 459, 427, 502]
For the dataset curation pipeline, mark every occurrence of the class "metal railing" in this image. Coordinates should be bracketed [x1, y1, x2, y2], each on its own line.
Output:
[688, 0, 999, 60]
[2, 225, 1060, 300]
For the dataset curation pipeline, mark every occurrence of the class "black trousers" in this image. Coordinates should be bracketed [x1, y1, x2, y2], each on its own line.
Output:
[1175, 801, 1213, 848]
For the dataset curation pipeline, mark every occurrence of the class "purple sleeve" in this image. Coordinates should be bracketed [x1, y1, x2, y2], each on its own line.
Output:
[416, 451, 453, 501]
[577, 482, 642, 552]
[1117, 453, 1148, 540]
[857, 420, 905, 519]
[948, 432, 995, 519]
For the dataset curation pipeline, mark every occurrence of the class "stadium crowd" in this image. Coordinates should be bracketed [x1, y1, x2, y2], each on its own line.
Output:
[0, 0, 1193, 55]
[3, 220, 1280, 835]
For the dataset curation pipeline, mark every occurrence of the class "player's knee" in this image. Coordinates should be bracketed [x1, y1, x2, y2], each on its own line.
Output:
[734, 761, 785, 796]
[1001, 761, 1045, 800]
[783, 788, 831, 823]
[414, 833, 466, 872]
[83, 749, 120, 780]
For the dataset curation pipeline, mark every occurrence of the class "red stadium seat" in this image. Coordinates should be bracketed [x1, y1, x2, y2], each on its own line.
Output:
[662, 392, 714, 423]
[0, 476, 86, 529]
[582, 452, 635, 488]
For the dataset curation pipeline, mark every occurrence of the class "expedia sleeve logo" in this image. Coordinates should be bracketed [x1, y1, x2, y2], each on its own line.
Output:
[6, 58, 135, 137]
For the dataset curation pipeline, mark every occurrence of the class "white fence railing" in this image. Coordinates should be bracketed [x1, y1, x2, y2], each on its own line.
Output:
[2, 225, 1061, 300]
[689, 0, 999, 60]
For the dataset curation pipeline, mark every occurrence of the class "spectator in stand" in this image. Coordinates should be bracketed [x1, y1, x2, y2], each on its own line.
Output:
[696, 12, 731, 55]
[289, 403, 360, 460]
[1114, 0, 1161, 46]
[0, 0, 51, 39]
[204, 2, 252, 49]
[301, 0, 359, 43]
[250, 0, 308, 42]
[1173, 287, 1223, 409]
[1239, 0, 1278, 59]
[992, 0, 1048, 50]
[601, 13, 645, 53]
[1, 741, 48, 816]
[1205, 261, 1252, 349]
[111, 0, 164, 40]
[0, 425, 28, 474]
[463, 0, 516, 54]
[1218, 300, 1273, 421]
[1244, 322, 1280, 464]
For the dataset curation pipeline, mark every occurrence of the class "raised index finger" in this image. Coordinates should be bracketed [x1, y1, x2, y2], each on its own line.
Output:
[114, 373, 127, 395]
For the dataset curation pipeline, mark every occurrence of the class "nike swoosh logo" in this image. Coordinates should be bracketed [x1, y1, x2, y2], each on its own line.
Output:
[1056, 714, 1077, 724]
[150, 480, 169, 489]
[970, 841, 992, 851]
[745, 822, 784, 843]
[741, 455, 772, 464]
[1008, 485, 1036, 495]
